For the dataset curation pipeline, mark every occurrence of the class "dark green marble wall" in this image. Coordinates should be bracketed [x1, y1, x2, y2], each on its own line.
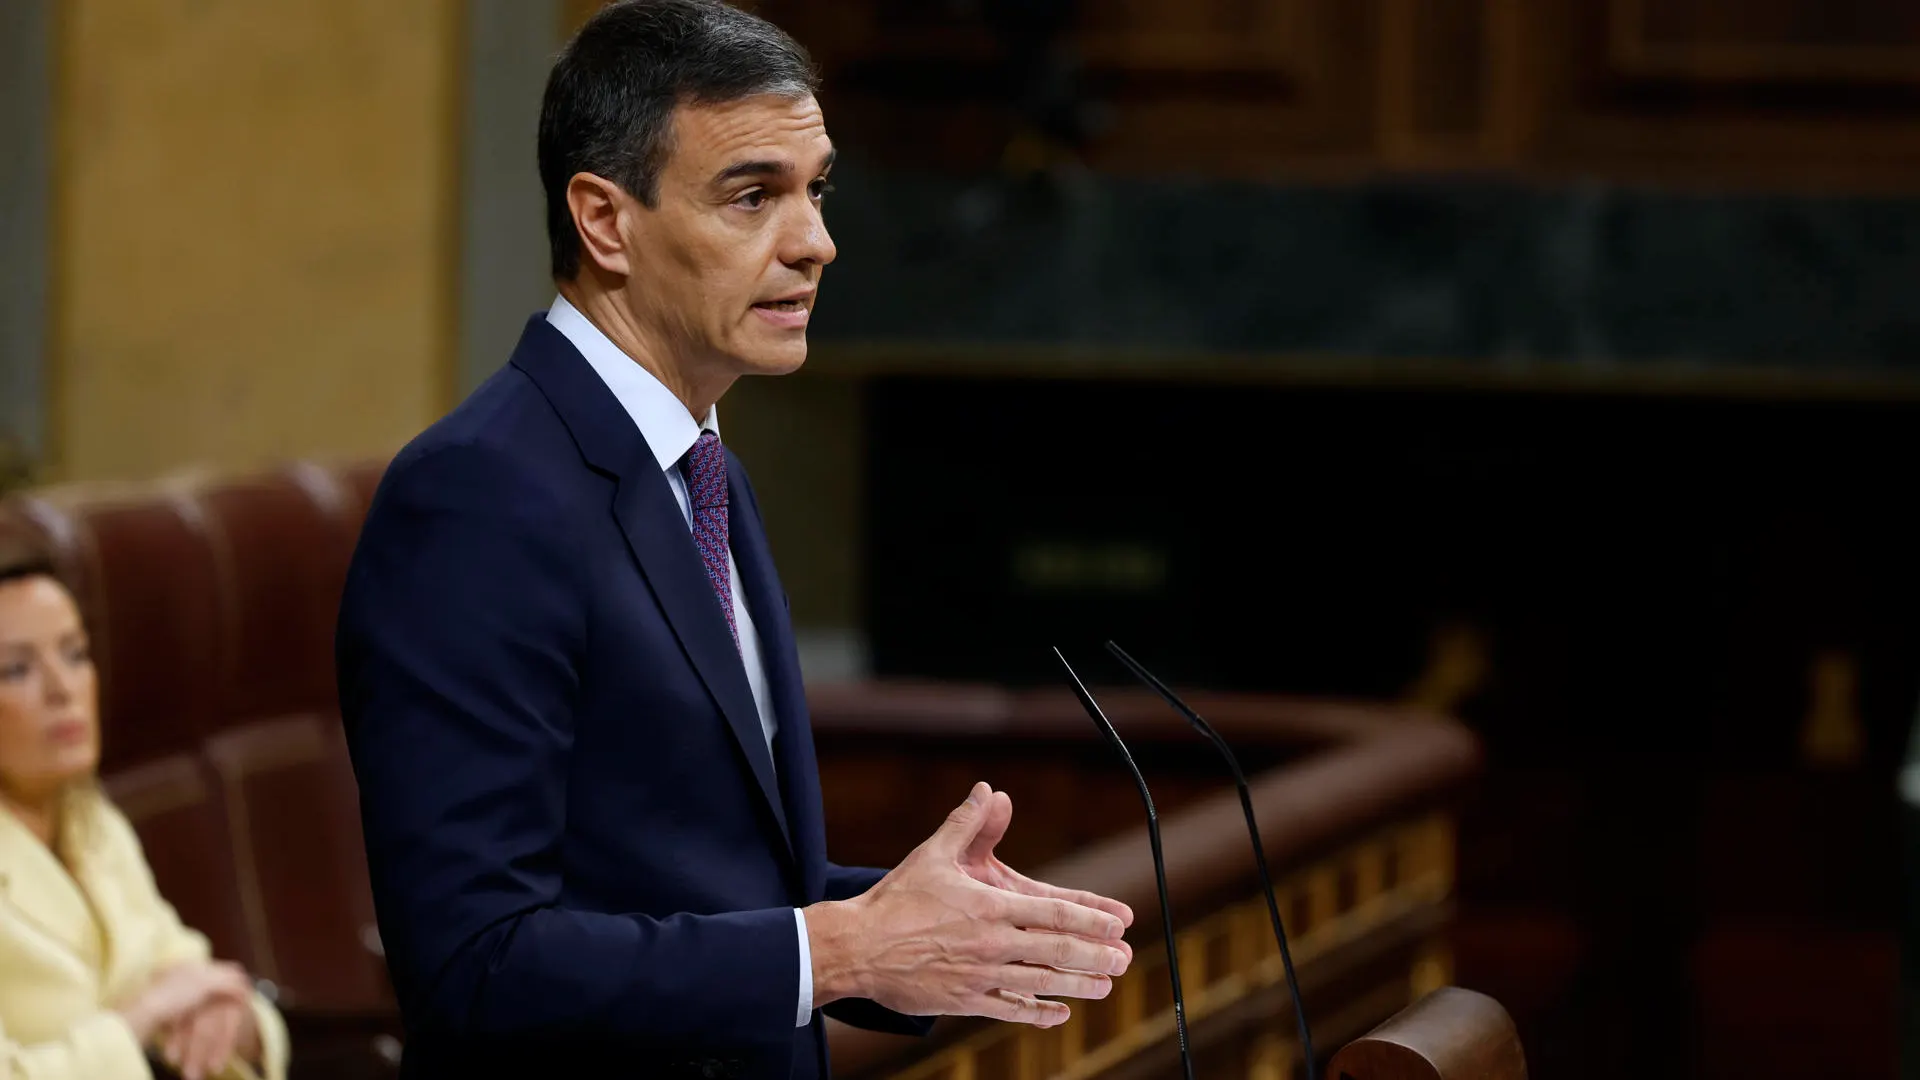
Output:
[812, 163, 1920, 374]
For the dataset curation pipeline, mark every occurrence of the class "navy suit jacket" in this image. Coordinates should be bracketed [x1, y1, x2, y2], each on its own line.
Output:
[336, 316, 928, 1079]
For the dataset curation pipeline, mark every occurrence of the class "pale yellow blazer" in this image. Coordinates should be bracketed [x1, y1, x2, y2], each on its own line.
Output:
[0, 792, 288, 1080]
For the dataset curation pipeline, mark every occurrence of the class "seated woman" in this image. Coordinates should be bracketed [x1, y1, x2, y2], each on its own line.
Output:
[0, 538, 288, 1080]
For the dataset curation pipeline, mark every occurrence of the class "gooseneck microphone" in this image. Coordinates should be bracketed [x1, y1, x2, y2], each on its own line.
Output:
[1105, 641, 1319, 1080]
[1052, 647, 1197, 1080]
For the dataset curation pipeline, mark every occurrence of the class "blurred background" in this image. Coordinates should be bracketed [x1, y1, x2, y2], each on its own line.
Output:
[5, 0, 1920, 1077]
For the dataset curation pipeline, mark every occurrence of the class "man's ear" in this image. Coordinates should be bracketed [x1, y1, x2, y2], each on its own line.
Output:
[567, 172, 635, 277]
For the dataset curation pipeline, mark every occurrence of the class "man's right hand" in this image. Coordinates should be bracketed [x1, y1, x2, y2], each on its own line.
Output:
[804, 782, 1133, 1028]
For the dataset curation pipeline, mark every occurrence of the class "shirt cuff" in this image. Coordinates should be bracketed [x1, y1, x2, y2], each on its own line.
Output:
[794, 907, 814, 1027]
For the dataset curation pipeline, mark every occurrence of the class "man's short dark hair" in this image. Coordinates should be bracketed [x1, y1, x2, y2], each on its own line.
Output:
[539, 0, 819, 280]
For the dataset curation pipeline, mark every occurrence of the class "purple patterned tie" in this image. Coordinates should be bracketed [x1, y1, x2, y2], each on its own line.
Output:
[683, 430, 739, 650]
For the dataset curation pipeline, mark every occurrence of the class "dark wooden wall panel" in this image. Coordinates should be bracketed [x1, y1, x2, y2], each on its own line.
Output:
[1521, 0, 1920, 186]
[736, 0, 1920, 189]
[760, 0, 1377, 177]
[1625, 0, 1920, 72]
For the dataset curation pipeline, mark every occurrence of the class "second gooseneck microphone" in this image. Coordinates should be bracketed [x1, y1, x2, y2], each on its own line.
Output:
[1105, 641, 1319, 1080]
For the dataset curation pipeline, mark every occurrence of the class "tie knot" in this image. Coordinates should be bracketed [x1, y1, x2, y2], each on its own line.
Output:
[685, 429, 727, 510]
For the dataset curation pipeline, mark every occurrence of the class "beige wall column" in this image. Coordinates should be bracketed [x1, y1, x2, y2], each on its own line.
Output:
[50, 0, 465, 482]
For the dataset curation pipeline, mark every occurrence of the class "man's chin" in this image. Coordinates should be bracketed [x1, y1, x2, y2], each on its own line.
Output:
[735, 339, 810, 377]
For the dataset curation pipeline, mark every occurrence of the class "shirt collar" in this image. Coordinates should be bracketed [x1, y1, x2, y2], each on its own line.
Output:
[546, 293, 719, 475]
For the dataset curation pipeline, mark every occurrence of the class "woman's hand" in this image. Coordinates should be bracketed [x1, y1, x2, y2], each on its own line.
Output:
[161, 997, 261, 1080]
[113, 961, 254, 1046]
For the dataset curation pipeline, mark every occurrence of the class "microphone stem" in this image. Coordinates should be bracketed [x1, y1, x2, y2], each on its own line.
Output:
[1235, 780, 1318, 1080]
[1137, 793, 1197, 1080]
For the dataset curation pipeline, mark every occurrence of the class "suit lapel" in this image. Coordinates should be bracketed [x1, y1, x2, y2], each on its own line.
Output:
[510, 317, 793, 860]
[727, 456, 825, 901]
[613, 470, 792, 854]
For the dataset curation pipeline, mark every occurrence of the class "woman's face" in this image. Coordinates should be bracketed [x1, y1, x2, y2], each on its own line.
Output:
[0, 575, 98, 806]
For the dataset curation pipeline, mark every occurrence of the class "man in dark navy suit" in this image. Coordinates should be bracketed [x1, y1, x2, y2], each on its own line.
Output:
[333, 3, 1133, 1077]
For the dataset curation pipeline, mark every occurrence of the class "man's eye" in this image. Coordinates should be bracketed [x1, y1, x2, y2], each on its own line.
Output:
[734, 189, 768, 209]
[810, 179, 834, 200]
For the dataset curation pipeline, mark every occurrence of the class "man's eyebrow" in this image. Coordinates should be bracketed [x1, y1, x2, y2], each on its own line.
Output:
[713, 159, 790, 186]
[711, 145, 838, 187]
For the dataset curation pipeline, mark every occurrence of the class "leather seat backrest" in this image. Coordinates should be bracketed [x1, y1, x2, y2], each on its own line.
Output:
[189, 465, 358, 731]
[204, 713, 389, 1010]
[176, 464, 392, 1009]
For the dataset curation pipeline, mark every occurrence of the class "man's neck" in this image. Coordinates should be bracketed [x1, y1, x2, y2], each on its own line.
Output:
[557, 280, 732, 421]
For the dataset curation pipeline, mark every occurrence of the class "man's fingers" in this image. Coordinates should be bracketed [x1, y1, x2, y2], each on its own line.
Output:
[1042, 887, 1133, 929]
[930, 782, 995, 857]
[1037, 884, 1134, 929]
[996, 862, 1136, 928]
[1004, 893, 1125, 941]
[998, 962, 1113, 1001]
[977, 989, 1070, 1028]
[1001, 926, 1130, 976]
[961, 791, 1013, 869]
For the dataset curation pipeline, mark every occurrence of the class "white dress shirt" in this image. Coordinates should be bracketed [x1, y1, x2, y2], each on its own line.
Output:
[547, 294, 814, 1028]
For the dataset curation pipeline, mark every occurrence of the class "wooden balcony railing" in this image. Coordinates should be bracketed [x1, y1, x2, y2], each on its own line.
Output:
[808, 684, 1481, 1080]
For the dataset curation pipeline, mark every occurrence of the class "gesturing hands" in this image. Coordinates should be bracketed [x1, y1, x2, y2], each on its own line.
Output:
[805, 782, 1135, 1027]
[114, 960, 261, 1080]
[958, 786, 1135, 933]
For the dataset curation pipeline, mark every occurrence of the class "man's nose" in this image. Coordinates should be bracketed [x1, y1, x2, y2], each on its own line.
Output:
[784, 202, 836, 268]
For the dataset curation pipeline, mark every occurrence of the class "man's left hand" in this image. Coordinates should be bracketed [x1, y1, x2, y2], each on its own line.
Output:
[958, 788, 1136, 942]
